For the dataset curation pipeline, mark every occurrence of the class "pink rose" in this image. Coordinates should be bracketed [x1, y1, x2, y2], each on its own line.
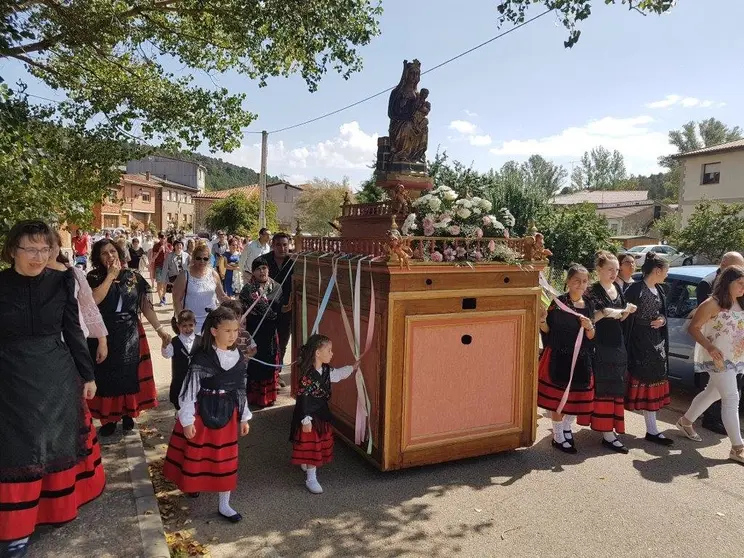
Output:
[475, 227, 484, 239]
[443, 247, 455, 261]
[423, 224, 435, 236]
[482, 215, 492, 226]
[431, 251, 443, 262]
[456, 246, 467, 258]
[447, 225, 461, 236]
[503, 229, 510, 238]
[488, 240, 496, 253]
[423, 217, 434, 228]
[474, 250, 483, 261]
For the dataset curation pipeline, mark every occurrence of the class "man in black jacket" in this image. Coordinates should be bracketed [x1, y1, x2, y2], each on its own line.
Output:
[696, 251, 744, 433]
[267, 233, 293, 382]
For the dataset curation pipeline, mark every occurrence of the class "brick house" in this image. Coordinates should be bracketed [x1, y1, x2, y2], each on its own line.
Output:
[153, 176, 198, 232]
[90, 174, 161, 231]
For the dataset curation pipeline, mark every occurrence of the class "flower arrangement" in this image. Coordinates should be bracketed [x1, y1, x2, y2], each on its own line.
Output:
[400, 185, 519, 263]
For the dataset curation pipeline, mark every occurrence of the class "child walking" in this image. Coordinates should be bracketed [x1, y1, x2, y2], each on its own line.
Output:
[220, 300, 258, 361]
[162, 307, 251, 522]
[290, 334, 358, 494]
[162, 309, 200, 410]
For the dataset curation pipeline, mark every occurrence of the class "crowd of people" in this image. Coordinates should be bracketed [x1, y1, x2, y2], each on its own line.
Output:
[3, 218, 744, 557]
[538, 249, 744, 464]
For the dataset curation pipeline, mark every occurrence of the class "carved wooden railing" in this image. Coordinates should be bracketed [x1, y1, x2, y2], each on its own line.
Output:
[295, 235, 536, 262]
[341, 201, 394, 217]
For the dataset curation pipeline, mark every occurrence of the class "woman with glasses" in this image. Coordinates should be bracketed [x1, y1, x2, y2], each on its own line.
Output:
[87, 239, 171, 436]
[0, 221, 104, 556]
[616, 253, 636, 294]
[172, 243, 229, 333]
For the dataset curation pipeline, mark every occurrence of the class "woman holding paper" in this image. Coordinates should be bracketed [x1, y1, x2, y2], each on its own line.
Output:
[537, 264, 596, 454]
[623, 251, 673, 446]
[676, 265, 744, 463]
[587, 251, 636, 454]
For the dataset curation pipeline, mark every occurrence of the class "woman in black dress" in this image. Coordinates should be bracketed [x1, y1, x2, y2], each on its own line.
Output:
[0, 221, 104, 557]
[615, 252, 636, 294]
[623, 251, 673, 446]
[87, 239, 171, 436]
[587, 251, 636, 453]
[239, 257, 283, 407]
[537, 263, 596, 454]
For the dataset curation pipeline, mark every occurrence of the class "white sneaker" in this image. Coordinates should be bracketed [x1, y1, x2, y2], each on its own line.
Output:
[300, 464, 308, 472]
[305, 478, 323, 494]
[730, 447, 744, 464]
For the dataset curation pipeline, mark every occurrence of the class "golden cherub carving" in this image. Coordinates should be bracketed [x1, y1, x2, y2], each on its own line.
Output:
[386, 228, 413, 270]
[534, 232, 552, 261]
[390, 183, 412, 215]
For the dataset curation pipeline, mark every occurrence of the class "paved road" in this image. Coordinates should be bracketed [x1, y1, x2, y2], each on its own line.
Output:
[141, 303, 744, 558]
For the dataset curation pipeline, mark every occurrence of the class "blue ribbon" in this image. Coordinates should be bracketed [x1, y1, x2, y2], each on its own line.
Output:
[311, 264, 337, 335]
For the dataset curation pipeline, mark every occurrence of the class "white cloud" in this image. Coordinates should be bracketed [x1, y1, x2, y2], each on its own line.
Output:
[464, 109, 478, 118]
[469, 134, 492, 147]
[646, 94, 723, 109]
[489, 115, 670, 174]
[217, 121, 378, 179]
[449, 120, 478, 135]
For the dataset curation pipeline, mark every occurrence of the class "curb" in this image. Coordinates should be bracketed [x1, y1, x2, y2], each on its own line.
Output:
[124, 425, 171, 558]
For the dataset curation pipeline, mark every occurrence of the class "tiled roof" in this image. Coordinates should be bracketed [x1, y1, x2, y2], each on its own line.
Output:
[597, 205, 650, 219]
[120, 173, 200, 191]
[193, 185, 259, 199]
[551, 190, 649, 205]
[671, 138, 744, 159]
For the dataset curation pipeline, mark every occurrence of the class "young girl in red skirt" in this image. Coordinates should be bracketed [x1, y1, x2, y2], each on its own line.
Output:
[537, 264, 596, 454]
[163, 307, 252, 523]
[290, 334, 358, 494]
[587, 252, 637, 454]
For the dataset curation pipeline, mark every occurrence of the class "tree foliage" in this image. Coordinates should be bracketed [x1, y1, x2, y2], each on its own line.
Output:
[674, 201, 744, 263]
[570, 146, 627, 191]
[295, 178, 352, 236]
[537, 203, 616, 270]
[521, 154, 567, 198]
[496, 0, 677, 48]
[204, 192, 278, 237]
[0, 86, 137, 243]
[1, 0, 382, 152]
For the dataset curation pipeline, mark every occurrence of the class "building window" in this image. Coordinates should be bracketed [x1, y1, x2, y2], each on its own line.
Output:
[167, 213, 172, 223]
[168, 190, 172, 201]
[141, 192, 151, 202]
[609, 223, 619, 234]
[702, 162, 721, 185]
[182, 214, 187, 222]
[187, 195, 192, 204]
[108, 189, 118, 203]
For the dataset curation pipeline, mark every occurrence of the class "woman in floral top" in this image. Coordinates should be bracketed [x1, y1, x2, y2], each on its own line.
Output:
[677, 264, 744, 464]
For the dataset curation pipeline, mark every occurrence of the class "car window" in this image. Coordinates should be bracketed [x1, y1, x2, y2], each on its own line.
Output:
[665, 279, 698, 319]
[628, 246, 645, 253]
[666, 247, 678, 255]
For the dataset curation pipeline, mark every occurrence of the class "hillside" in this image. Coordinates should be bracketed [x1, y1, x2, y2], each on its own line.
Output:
[153, 150, 280, 191]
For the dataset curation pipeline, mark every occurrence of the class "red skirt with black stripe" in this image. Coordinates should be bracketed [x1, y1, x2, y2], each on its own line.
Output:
[0, 407, 105, 542]
[537, 347, 595, 416]
[88, 322, 158, 425]
[162, 411, 239, 493]
[247, 371, 279, 408]
[581, 397, 625, 433]
[625, 379, 671, 412]
[291, 422, 334, 468]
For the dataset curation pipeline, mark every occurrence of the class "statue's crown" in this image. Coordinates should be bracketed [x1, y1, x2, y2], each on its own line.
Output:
[404, 59, 421, 70]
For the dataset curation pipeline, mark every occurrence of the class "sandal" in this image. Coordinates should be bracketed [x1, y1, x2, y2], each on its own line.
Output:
[676, 418, 702, 441]
[729, 447, 744, 464]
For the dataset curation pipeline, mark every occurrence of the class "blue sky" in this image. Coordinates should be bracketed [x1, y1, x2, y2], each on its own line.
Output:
[4, 0, 744, 188]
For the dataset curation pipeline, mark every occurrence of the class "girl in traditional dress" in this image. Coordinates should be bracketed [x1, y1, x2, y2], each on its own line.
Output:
[537, 264, 596, 454]
[290, 334, 358, 494]
[0, 221, 104, 556]
[162, 309, 200, 410]
[162, 307, 251, 522]
[676, 265, 744, 463]
[615, 253, 636, 294]
[219, 299, 258, 361]
[587, 251, 637, 454]
[239, 257, 283, 407]
[623, 251, 673, 446]
[87, 239, 171, 436]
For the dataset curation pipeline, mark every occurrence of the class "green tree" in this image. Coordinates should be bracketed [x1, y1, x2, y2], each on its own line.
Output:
[675, 201, 744, 263]
[496, 1, 677, 48]
[537, 203, 617, 270]
[572, 146, 627, 191]
[0, 86, 136, 243]
[355, 160, 386, 203]
[521, 154, 567, 198]
[204, 192, 278, 237]
[295, 178, 352, 236]
[650, 212, 680, 244]
[1, 0, 381, 152]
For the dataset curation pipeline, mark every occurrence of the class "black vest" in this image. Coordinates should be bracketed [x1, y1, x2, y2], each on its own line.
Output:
[169, 335, 201, 409]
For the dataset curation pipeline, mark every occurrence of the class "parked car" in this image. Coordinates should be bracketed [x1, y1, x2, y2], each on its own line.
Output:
[626, 244, 694, 269]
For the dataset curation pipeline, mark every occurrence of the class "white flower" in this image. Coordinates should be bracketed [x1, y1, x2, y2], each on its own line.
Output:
[472, 206, 482, 215]
[428, 197, 442, 211]
[456, 208, 471, 219]
[455, 198, 473, 209]
[491, 219, 505, 230]
[480, 199, 493, 211]
[435, 219, 449, 229]
[413, 194, 432, 207]
[471, 196, 482, 205]
[401, 213, 417, 235]
[443, 190, 458, 201]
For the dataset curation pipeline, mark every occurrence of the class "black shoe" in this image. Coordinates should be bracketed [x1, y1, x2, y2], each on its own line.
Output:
[122, 416, 135, 432]
[563, 430, 575, 447]
[2, 541, 29, 558]
[645, 433, 674, 446]
[186, 492, 200, 498]
[219, 511, 243, 523]
[702, 421, 727, 435]
[602, 439, 629, 454]
[552, 439, 578, 454]
[99, 422, 117, 437]
[278, 378, 287, 388]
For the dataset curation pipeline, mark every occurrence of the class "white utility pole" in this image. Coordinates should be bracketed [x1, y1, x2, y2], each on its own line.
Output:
[258, 130, 268, 228]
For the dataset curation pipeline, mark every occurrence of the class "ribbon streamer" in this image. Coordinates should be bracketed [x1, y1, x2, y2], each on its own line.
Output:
[301, 256, 308, 344]
[539, 272, 588, 415]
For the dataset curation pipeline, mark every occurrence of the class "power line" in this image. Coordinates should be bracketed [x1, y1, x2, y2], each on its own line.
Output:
[252, 9, 552, 135]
